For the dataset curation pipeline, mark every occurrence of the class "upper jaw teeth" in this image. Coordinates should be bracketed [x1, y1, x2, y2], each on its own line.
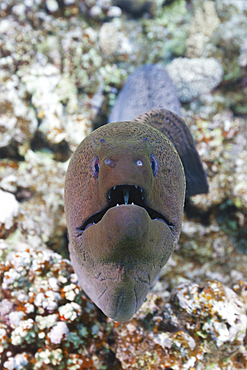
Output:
[107, 184, 145, 205]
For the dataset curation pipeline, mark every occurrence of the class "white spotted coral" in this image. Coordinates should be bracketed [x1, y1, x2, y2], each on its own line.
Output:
[0, 247, 102, 369]
[167, 57, 223, 102]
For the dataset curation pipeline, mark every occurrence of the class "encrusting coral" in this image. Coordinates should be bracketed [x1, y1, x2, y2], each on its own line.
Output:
[0, 244, 246, 369]
[0, 0, 247, 368]
[186, 1, 220, 58]
[166, 57, 223, 102]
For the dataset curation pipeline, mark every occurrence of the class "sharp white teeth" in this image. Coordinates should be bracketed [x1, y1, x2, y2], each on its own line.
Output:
[131, 202, 134, 205]
[113, 186, 116, 190]
[135, 185, 138, 189]
[140, 188, 143, 192]
[116, 203, 119, 206]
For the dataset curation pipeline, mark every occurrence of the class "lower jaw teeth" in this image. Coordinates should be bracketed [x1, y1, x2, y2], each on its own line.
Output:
[115, 202, 135, 207]
[85, 222, 95, 230]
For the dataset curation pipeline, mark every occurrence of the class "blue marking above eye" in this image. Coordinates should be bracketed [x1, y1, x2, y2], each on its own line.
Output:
[150, 154, 158, 177]
[92, 156, 100, 178]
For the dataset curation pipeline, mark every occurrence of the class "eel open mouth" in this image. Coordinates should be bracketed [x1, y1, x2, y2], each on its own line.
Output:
[76, 185, 174, 234]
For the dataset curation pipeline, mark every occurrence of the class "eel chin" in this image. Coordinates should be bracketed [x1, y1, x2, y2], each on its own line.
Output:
[69, 241, 152, 321]
[70, 205, 172, 321]
[69, 186, 176, 321]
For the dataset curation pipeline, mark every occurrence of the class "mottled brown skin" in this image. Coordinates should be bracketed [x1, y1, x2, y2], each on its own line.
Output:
[134, 109, 209, 197]
[65, 108, 208, 321]
[108, 64, 182, 122]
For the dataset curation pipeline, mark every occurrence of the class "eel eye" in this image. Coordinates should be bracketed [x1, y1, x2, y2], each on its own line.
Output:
[150, 154, 158, 177]
[92, 156, 100, 178]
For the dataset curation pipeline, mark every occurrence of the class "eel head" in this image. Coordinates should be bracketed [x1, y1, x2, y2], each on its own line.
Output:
[65, 120, 185, 321]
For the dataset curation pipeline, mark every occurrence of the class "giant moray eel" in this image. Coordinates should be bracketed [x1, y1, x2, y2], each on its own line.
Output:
[108, 64, 182, 122]
[64, 65, 208, 322]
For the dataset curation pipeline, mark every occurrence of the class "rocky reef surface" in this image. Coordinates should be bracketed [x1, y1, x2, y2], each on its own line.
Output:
[0, 0, 247, 369]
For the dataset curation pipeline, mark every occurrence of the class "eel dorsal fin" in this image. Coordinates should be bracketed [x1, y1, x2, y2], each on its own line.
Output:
[133, 108, 209, 198]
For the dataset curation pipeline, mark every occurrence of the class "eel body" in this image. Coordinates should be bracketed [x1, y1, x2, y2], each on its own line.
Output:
[65, 65, 208, 322]
[108, 64, 182, 122]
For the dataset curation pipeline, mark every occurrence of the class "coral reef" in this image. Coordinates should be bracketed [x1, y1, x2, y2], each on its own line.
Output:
[184, 105, 247, 212]
[239, 39, 247, 67]
[0, 73, 38, 157]
[0, 245, 246, 369]
[166, 57, 223, 102]
[0, 190, 19, 236]
[99, 22, 132, 56]
[214, 0, 247, 81]
[0, 245, 104, 369]
[0, 150, 66, 251]
[80, 0, 122, 20]
[114, 280, 247, 369]
[0, 0, 246, 368]
[186, 1, 220, 58]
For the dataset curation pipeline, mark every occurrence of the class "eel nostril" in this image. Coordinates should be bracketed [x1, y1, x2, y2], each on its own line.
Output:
[104, 158, 115, 168]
